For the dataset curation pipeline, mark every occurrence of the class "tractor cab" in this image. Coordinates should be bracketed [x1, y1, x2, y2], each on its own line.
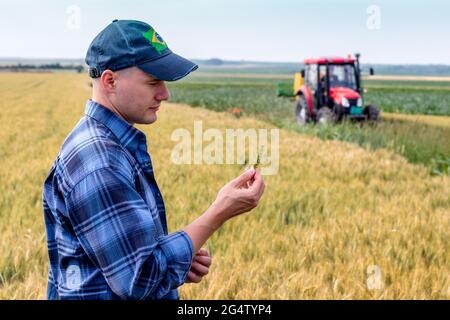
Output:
[295, 54, 379, 125]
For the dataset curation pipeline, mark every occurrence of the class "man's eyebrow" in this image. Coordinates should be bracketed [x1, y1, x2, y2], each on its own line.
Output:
[146, 77, 162, 82]
[143, 73, 160, 81]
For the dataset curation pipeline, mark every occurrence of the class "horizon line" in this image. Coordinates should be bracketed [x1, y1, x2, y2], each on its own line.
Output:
[1, 56, 450, 67]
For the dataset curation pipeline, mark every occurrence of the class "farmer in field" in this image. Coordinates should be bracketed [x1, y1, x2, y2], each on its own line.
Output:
[42, 20, 265, 300]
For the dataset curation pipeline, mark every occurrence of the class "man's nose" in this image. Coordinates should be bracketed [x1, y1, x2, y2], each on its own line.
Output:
[156, 83, 170, 101]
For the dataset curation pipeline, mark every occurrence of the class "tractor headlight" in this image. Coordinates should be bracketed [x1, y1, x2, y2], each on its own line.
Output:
[357, 97, 362, 107]
[341, 97, 350, 108]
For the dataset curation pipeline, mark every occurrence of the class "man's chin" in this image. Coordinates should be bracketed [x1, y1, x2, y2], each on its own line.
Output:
[142, 114, 157, 124]
[132, 110, 158, 125]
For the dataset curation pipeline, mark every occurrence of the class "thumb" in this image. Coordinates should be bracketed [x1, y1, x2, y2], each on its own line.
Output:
[197, 248, 209, 256]
[231, 168, 256, 187]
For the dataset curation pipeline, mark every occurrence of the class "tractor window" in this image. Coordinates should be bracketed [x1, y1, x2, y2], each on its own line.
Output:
[306, 64, 318, 90]
[319, 65, 328, 105]
[328, 64, 357, 90]
[319, 65, 327, 89]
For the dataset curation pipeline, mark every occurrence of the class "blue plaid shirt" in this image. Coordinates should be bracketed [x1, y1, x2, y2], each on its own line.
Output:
[42, 100, 194, 300]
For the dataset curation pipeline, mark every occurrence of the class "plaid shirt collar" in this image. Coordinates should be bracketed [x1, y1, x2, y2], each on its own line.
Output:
[85, 99, 148, 158]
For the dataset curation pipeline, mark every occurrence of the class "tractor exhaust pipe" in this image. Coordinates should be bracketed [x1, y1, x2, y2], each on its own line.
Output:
[355, 53, 361, 75]
[354, 53, 361, 94]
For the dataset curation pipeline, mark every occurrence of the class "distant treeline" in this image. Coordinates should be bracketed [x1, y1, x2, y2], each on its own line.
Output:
[1, 59, 450, 76]
[369, 64, 450, 77]
[194, 58, 450, 76]
[0, 63, 85, 73]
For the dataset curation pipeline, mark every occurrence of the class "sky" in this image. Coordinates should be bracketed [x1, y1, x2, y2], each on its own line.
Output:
[0, 0, 449, 64]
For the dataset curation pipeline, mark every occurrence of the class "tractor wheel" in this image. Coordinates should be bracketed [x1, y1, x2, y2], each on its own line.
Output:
[333, 104, 345, 122]
[295, 96, 311, 126]
[364, 105, 380, 124]
[316, 107, 336, 125]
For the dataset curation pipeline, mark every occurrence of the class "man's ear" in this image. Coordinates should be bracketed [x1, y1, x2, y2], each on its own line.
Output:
[100, 70, 116, 92]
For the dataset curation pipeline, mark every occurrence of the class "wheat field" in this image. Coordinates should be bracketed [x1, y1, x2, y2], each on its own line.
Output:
[0, 73, 448, 299]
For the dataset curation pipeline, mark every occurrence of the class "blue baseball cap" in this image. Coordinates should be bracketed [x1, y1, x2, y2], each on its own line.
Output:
[85, 19, 198, 81]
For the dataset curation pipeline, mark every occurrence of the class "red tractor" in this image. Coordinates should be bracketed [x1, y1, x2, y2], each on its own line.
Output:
[294, 54, 380, 125]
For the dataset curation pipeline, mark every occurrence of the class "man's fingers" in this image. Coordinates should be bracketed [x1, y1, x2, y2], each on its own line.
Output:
[248, 170, 265, 196]
[196, 248, 209, 257]
[194, 255, 212, 267]
[186, 251, 211, 284]
[186, 271, 202, 283]
[191, 261, 209, 276]
[231, 168, 256, 188]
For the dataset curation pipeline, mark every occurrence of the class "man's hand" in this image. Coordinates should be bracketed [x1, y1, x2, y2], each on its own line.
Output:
[186, 248, 212, 283]
[212, 168, 265, 222]
[182, 168, 265, 254]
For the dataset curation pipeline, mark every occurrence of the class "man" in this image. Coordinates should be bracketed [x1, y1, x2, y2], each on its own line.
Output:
[42, 19, 265, 300]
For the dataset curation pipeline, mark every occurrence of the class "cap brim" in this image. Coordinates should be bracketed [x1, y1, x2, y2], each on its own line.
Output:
[137, 52, 198, 81]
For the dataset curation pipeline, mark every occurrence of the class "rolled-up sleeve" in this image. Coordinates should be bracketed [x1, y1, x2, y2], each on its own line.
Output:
[65, 166, 194, 300]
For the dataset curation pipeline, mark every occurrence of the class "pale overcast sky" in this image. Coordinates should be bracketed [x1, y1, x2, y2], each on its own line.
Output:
[0, 0, 449, 64]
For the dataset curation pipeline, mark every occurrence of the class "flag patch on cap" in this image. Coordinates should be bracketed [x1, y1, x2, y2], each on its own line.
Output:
[142, 28, 168, 54]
